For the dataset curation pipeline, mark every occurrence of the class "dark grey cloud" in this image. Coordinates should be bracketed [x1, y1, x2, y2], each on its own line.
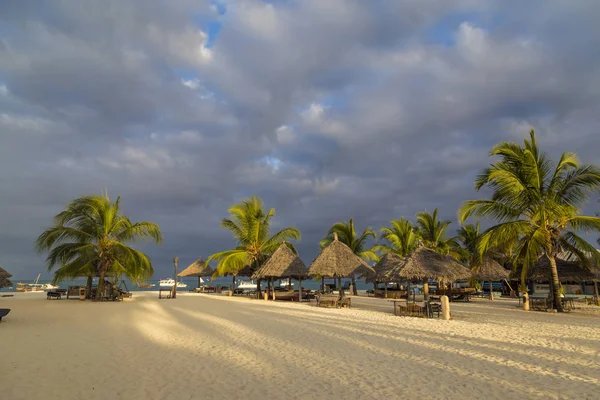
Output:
[1, 0, 600, 278]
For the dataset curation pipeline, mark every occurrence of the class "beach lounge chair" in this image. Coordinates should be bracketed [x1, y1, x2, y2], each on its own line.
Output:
[47, 291, 62, 300]
[0, 309, 10, 321]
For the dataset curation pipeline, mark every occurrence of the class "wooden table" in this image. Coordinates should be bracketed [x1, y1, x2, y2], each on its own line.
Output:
[159, 289, 172, 299]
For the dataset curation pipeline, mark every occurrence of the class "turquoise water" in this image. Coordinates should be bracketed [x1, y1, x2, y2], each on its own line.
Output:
[0, 277, 373, 292]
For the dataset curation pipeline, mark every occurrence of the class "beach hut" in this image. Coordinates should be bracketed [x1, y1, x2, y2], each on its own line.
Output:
[0, 267, 13, 288]
[252, 243, 309, 301]
[472, 257, 510, 301]
[178, 258, 215, 288]
[365, 252, 406, 298]
[396, 247, 472, 300]
[308, 233, 375, 295]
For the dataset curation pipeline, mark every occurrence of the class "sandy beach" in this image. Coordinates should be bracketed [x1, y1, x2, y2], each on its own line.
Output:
[2, 293, 600, 400]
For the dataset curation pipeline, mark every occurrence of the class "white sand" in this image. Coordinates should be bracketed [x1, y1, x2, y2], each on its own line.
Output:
[1, 292, 600, 400]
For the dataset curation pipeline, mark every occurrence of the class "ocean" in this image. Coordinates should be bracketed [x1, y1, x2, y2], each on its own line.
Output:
[0, 276, 374, 292]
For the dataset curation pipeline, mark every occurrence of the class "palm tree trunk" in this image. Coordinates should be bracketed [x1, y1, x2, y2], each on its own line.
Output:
[321, 277, 325, 292]
[351, 276, 358, 296]
[95, 265, 107, 301]
[231, 275, 236, 296]
[86, 275, 93, 299]
[548, 255, 564, 312]
[256, 280, 261, 299]
[423, 278, 429, 301]
[489, 280, 494, 301]
[593, 281, 599, 305]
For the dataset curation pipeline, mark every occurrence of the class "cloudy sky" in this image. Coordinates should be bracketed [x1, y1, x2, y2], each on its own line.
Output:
[2, 0, 600, 279]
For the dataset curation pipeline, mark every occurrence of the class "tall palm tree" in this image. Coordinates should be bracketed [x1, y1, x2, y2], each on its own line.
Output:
[320, 218, 379, 295]
[416, 208, 460, 257]
[35, 194, 162, 300]
[374, 217, 420, 257]
[207, 196, 300, 292]
[459, 130, 600, 311]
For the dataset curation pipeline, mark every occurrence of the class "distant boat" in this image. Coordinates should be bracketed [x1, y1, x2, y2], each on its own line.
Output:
[159, 279, 187, 288]
[137, 283, 155, 289]
[236, 280, 257, 290]
[16, 274, 58, 292]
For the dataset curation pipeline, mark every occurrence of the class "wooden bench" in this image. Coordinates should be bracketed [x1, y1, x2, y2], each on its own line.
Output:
[47, 291, 62, 300]
[158, 289, 172, 299]
[316, 294, 339, 308]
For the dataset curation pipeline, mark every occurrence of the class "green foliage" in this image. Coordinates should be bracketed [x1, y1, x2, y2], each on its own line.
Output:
[416, 208, 461, 257]
[207, 196, 300, 278]
[374, 217, 420, 257]
[459, 129, 600, 282]
[320, 218, 379, 262]
[35, 194, 162, 290]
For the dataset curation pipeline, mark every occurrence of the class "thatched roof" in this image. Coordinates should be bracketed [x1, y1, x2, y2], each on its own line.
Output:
[308, 236, 375, 278]
[0, 277, 12, 288]
[513, 256, 600, 282]
[472, 257, 509, 281]
[0, 267, 12, 279]
[178, 258, 214, 277]
[252, 244, 308, 280]
[396, 247, 472, 281]
[365, 252, 405, 283]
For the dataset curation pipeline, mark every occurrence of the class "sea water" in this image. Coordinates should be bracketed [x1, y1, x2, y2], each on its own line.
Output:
[0, 277, 373, 292]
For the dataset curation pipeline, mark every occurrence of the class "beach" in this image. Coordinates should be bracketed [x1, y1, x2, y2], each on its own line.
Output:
[2, 293, 600, 400]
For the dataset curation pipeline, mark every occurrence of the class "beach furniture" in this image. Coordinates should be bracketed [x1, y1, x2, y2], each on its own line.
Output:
[159, 288, 172, 299]
[0, 308, 10, 321]
[316, 293, 339, 308]
[47, 291, 62, 300]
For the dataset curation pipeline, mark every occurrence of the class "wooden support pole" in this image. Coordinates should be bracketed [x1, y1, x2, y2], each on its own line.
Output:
[523, 292, 530, 311]
[298, 277, 302, 302]
[441, 295, 450, 320]
[172, 257, 178, 299]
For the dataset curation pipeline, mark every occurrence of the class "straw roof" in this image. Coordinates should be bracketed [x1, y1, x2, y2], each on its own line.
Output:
[0, 277, 12, 288]
[178, 258, 214, 278]
[0, 267, 12, 279]
[365, 252, 405, 283]
[514, 256, 600, 282]
[252, 244, 309, 280]
[472, 257, 509, 281]
[396, 247, 472, 281]
[308, 237, 375, 278]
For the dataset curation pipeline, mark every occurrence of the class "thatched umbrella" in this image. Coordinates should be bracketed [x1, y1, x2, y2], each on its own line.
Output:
[178, 258, 215, 288]
[0, 267, 12, 279]
[364, 252, 405, 297]
[308, 233, 375, 295]
[472, 257, 510, 301]
[0, 267, 13, 289]
[252, 243, 309, 301]
[396, 247, 472, 300]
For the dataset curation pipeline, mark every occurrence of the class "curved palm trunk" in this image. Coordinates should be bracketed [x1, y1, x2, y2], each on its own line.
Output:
[256, 280, 261, 299]
[351, 276, 358, 296]
[86, 275, 93, 300]
[548, 256, 564, 312]
[95, 264, 108, 301]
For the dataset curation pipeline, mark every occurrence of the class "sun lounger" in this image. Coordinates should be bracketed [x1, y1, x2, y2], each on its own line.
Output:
[47, 291, 62, 300]
[0, 309, 10, 321]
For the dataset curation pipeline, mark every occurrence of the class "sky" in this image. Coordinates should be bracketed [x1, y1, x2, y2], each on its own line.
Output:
[1, 0, 600, 279]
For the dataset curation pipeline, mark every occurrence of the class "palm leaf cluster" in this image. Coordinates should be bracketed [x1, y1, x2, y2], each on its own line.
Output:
[36, 194, 162, 300]
[207, 196, 300, 280]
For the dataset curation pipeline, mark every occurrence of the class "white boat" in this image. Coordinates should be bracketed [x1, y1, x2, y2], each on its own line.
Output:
[277, 279, 294, 289]
[159, 279, 187, 288]
[236, 280, 257, 290]
[17, 274, 58, 292]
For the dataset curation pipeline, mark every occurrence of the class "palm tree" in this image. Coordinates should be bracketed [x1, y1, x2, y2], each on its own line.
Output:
[320, 218, 379, 295]
[207, 196, 300, 293]
[374, 218, 420, 257]
[455, 223, 482, 265]
[459, 130, 600, 311]
[416, 209, 460, 257]
[35, 194, 162, 300]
